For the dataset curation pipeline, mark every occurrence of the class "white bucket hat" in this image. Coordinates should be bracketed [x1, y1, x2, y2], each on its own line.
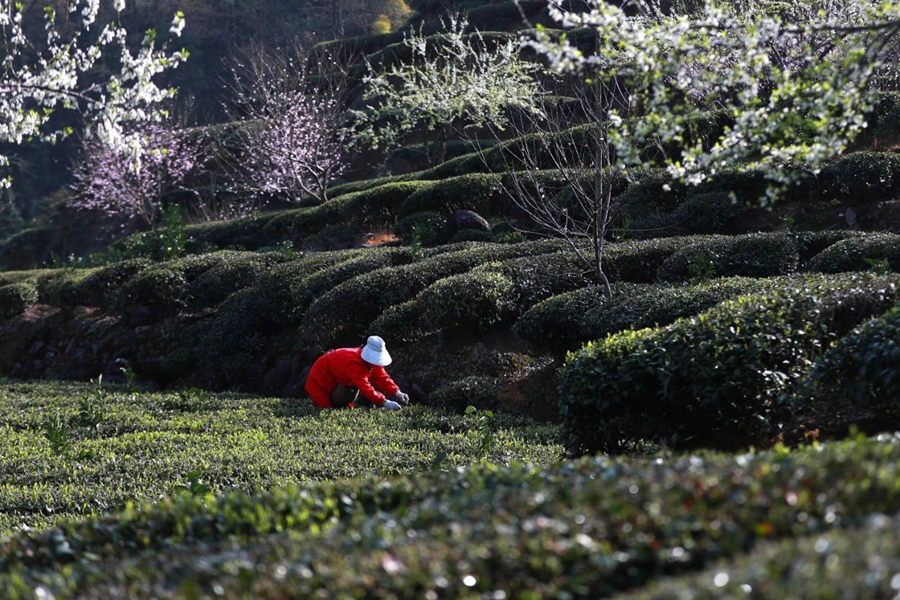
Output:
[361, 335, 392, 366]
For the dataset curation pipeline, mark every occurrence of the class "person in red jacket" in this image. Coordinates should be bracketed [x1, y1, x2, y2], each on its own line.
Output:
[305, 335, 410, 410]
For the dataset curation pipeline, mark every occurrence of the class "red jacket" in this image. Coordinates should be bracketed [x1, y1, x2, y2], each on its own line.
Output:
[305, 347, 400, 409]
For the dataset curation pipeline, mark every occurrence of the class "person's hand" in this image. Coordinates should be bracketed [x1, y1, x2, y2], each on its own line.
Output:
[382, 400, 401, 411]
[394, 391, 409, 406]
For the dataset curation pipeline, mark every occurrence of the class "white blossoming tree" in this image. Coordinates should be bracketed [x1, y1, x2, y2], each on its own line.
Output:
[352, 13, 542, 167]
[527, 0, 900, 199]
[0, 0, 189, 188]
[492, 0, 900, 291]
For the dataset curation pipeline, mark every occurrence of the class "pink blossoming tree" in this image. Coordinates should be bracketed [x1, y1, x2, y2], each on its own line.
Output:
[71, 123, 206, 227]
[224, 41, 349, 205]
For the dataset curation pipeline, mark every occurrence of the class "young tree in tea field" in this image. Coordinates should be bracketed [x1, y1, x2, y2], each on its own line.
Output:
[0, 0, 189, 188]
[223, 41, 350, 205]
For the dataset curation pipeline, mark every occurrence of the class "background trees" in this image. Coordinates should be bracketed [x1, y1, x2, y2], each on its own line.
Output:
[70, 123, 207, 227]
[482, 0, 900, 290]
[0, 0, 189, 188]
[528, 0, 900, 198]
[223, 42, 350, 205]
[352, 14, 542, 167]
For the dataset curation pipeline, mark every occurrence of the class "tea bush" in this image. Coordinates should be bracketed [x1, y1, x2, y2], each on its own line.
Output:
[672, 191, 743, 234]
[578, 277, 781, 342]
[626, 509, 900, 599]
[429, 376, 504, 412]
[483, 250, 592, 308]
[298, 240, 569, 352]
[515, 278, 779, 351]
[512, 283, 646, 350]
[401, 270, 517, 337]
[796, 303, 900, 419]
[657, 232, 801, 282]
[0, 281, 38, 319]
[604, 236, 716, 283]
[255, 250, 370, 325]
[5, 435, 900, 597]
[185, 251, 290, 310]
[394, 211, 448, 246]
[0, 270, 39, 287]
[399, 173, 505, 216]
[819, 151, 900, 203]
[559, 273, 900, 455]
[804, 232, 900, 273]
[0, 379, 564, 536]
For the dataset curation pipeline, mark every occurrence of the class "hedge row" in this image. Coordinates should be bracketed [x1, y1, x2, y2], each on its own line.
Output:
[372, 250, 591, 343]
[559, 273, 900, 455]
[515, 277, 781, 350]
[0, 281, 38, 320]
[298, 239, 570, 353]
[797, 303, 900, 419]
[804, 232, 900, 274]
[5, 435, 900, 597]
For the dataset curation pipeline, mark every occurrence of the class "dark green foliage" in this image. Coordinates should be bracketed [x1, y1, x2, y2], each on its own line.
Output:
[448, 228, 492, 243]
[185, 251, 289, 310]
[298, 240, 569, 352]
[657, 232, 801, 282]
[318, 174, 410, 201]
[192, 288, 269, 383]
[374, 270, 517, 341]
[616, 169, 687, 234]
[256, 250, 370, 326]
[0, 281, 38, 319]
[302, 224, 359, 250]
[71, 258, 155, 307]
[117, 265, 189, 311]
[580, 277, 780, 342]
[691, 167, 771, 201]
[873, 92, 900, 147]
[819, 152, 900, 203]
[798, 303, 900, 418]
[6, 435, 900, 597]
[513, 284, 635, 350]
[559, 273, 900, 455]
[486, 250, 592, 307]
[672, 191, 743, 234]
[627, 504, 900, 599]
[794, 230, 866, 262]
[32, 269, 89, 306]
[374, 250, 590, 343]
[394, 212, 448, 246]
[0, 379, 562, 536]
[604, 236, 714, 283]
[515, 277, 778, 351]
[400, 173, 505, 216]
[430, 376, 503, 412]
[804, 233, 900, 273]
[416, 269, 518, 333]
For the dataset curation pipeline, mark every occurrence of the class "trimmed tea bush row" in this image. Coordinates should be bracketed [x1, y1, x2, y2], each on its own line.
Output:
[804, 232, 900, 274]
[4, 435, 900, 597]
[0, 378, 563, 535]
[797, 303, 900, 418]
[372, 250, 591, 342]
[298, 239, 571, 352]
[515, 277, 782, 351]
[559, 273, 900, 455]
[0, 281, 38, 319]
